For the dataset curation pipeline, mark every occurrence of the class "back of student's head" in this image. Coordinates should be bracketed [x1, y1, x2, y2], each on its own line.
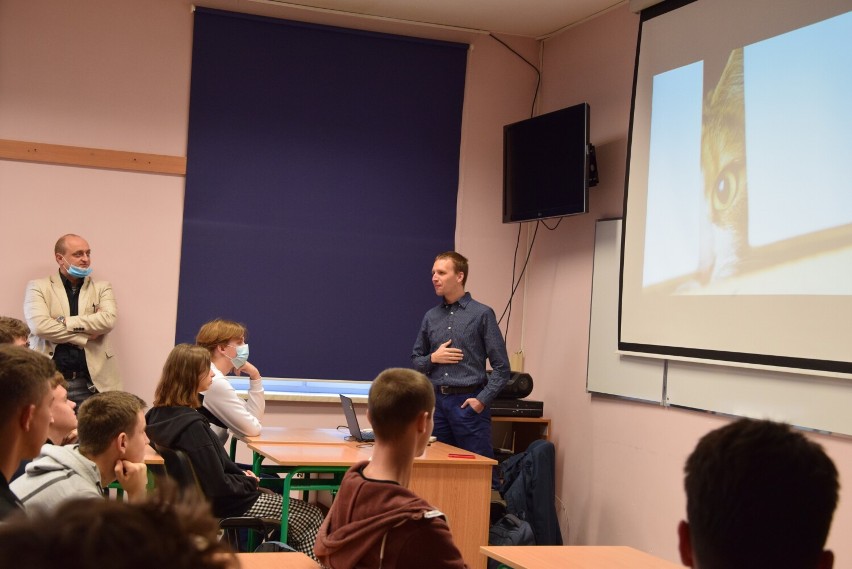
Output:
[0, 486, 236, 569]
[0, 345, 54, 423]
[684, 418, 838, 569]
[77, 391, 147, 457]
[0, 316, 30, 345]
[368, 368, 434, 440]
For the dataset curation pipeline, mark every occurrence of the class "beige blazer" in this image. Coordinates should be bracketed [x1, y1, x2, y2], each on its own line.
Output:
[23, 274, 121, 393]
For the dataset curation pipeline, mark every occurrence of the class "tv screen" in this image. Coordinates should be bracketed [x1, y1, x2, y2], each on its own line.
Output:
[503, 103, 591, 223]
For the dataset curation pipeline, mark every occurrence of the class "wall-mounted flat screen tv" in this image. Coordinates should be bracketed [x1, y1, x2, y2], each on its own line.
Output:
[503, 102, 594, 223]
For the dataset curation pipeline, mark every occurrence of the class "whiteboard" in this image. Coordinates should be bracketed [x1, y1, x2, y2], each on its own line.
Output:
[667, 361, 852, 435]
[587, 218, 665, 402]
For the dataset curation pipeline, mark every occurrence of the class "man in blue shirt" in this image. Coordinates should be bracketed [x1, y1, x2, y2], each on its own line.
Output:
[412, 251, 509, 487]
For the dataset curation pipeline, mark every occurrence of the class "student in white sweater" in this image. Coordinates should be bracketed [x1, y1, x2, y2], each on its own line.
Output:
[195, 319, 265, 446]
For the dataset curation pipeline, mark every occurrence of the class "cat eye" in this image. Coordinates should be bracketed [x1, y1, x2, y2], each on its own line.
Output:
[712, 161, 744, 211]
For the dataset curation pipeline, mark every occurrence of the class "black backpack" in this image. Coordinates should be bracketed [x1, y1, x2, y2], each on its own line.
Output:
[487, 513, 535, 568]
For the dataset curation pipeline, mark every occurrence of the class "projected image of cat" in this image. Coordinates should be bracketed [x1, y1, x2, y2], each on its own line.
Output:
[698, 48, 749, 283]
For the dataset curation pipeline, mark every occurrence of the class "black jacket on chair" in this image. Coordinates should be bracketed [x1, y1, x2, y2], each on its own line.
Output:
[499, 439, 563, 546]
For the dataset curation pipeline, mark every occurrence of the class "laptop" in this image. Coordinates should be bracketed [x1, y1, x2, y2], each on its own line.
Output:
[339, 394, 375, 442]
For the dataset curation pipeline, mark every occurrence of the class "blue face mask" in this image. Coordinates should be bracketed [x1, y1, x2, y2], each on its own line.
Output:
[230, 343, 249, 369]
[62, 256, 92, 279]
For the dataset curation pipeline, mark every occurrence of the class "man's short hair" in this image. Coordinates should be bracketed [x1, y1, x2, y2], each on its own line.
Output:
[49, 371, 68, 390]
[195, 319, 247, 352]
[684, 418, 839, 569]
[0, 345, 55, 423]
[53, 234, 84, 255]
[77, 391, 147, 457]
[368, 368, 435, 441]
[0, 316, 30, 344]
[435, 251, 469, 286]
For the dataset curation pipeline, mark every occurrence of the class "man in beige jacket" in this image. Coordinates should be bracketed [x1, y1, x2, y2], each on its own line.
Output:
[24, 234, 120, 407]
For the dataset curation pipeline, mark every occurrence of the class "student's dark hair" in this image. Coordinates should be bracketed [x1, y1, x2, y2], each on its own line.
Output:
[0, 483, 236, 569]
[0, 345, 54, 422]
[154, 344, 211, 408]
[684, 418, 839, 569]
[435, 251, 468, 286]
[77, 391, 147, 457]
[0, 316, 30, 343]
[368, 368, 435, 441]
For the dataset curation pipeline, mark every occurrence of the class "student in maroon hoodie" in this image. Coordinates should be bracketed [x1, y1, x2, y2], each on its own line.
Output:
[315, 368, 467, 569]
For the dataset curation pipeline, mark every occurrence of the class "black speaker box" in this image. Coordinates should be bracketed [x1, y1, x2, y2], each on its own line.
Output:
[487, 371, 534, 399]
[491, 398, 544, 418]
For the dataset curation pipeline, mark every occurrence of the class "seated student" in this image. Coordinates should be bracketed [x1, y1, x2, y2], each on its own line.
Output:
[0, 486, 237, 569]
[0, 316, 30, 347]
[11, 391, 149, 510]
[43, 373, 78, 445]
[0, 345, 55, 520]
[145, 344, 324, 560]
[195, 319, 264, 445]
[11, 372, 79, 481]
[315, 367, 467, 569]
[678, 418, 839, 569]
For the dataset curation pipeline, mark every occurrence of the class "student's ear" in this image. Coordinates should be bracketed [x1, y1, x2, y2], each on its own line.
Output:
[116, 431, 129, 457]
[818, 550, 834, 569]
[678, 520, 695, 567]
[19, 404, 36, 432]
[415, 411, 429, 434]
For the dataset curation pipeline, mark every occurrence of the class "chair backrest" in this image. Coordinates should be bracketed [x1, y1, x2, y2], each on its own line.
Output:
[154, 444, 278, 552]
[154, 445, 202, 494]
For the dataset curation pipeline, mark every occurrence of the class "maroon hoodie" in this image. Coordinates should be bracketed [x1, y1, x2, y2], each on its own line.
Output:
[315, 461, 468, 569]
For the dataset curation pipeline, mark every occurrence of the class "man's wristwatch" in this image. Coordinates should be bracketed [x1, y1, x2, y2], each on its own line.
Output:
[56, 316, 66, 326]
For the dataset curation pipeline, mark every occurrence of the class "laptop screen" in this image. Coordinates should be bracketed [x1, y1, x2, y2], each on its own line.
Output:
[339, 394, 371, 441]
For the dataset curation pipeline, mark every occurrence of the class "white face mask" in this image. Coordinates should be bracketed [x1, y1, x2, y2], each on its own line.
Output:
[230, 343, 249, 369]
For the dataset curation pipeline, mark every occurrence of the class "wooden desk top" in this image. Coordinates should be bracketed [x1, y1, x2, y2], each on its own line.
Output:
[240, 427, 349, 445]
[144, 444, 164, 465]
[248, 440, 496, 467]
[234, 551, 318, 568]
[249, 441, 372, 466]
[479, 546, 682, 569]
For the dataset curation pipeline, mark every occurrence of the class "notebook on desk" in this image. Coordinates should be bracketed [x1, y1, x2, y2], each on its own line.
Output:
[339, 394, 375, 442]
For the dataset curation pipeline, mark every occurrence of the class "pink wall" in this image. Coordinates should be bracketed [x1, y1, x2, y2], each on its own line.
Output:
[528, 4, 852, 564]
[2, 1, 851, 565]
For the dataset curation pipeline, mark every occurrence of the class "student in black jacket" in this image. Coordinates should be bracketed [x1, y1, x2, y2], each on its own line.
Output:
[145, 344, 323, 559]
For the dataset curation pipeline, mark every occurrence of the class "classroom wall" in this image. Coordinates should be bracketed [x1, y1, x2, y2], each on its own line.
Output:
[0, 0, 533, 403]
[3, 1, 850, 565]
[525, 4, 852, 564]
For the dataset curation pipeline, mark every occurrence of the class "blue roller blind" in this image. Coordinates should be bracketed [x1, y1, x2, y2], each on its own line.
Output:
[176, 8, 467, 380]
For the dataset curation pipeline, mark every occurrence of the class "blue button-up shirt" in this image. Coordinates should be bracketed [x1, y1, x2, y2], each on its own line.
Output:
[411, 292, 510, 406]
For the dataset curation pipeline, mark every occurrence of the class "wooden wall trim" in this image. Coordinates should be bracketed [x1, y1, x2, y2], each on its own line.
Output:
[0, 139, 186, 176]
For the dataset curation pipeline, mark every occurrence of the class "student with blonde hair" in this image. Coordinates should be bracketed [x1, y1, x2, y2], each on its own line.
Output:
[195, 318, 264, 445]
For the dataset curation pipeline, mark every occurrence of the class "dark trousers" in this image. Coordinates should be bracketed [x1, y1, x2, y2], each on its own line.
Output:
[65, 374, 98, 410]
[433, 391, 498, 488]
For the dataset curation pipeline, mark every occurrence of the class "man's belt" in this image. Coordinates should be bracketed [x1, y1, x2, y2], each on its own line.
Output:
[437, 384, 481, 395]
[61, 370, 90, 380]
